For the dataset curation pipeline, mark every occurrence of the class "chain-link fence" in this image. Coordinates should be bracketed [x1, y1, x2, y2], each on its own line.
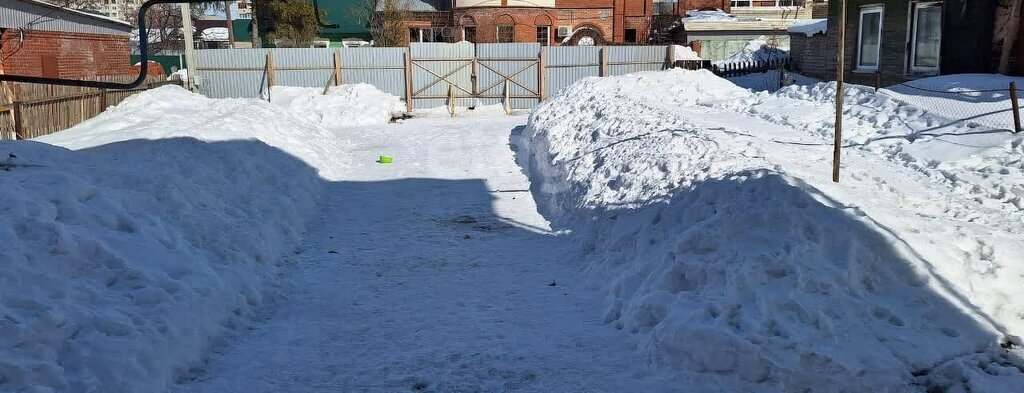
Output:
[882, 80, 1023, 133]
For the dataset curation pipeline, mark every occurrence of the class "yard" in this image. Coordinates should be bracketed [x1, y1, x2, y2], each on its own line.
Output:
[2, 69, 1024, 392]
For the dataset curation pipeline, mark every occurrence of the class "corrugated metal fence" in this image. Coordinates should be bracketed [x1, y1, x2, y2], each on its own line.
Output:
[194, 44, 674, 111]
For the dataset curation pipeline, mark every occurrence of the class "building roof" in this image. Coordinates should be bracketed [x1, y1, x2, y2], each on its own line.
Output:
[1, 0, 132, 36]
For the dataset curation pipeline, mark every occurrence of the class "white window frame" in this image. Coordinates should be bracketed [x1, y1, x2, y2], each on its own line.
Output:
[496, 25, 515, 43]
[856, 5, 884, 72]
[908, 1, 942, 74]
[536, 25, 551, 46]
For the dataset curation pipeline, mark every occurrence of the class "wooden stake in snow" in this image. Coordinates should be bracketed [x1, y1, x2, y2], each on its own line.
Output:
[1011, 82, 1022, 133]
[833, 0, 847, 183]
[448, 83, 457, 117]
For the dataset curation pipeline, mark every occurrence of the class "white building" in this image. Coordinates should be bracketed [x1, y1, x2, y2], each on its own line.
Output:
[96, 0, 142, 22]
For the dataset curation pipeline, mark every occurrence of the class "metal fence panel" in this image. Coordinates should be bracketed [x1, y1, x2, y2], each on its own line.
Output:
[544, 46, 601, 99]
[410, 42, 475, 109]
[195, 48, 272, 99]
[477, 43, 541, 109]
[270, 48, 335, 89]
[607, 46, 670, 76]
[340, 47, 409, 100]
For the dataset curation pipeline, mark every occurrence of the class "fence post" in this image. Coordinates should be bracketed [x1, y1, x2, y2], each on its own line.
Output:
[266, 52, 276, 89]
[1011, 82, 1021, 133]
[666, 45, 675, 69]
[600, 47, 609, 77]
[333, 51, 342, 86]
[874, 72, 882, 92]
[99, 89, 108, 110]
[504, 79, 512, 115]
[404, 50, 414, 113]
[538, 49, 546, 101]
[447, 83, 456, 118]
[12, 102, 24, 140]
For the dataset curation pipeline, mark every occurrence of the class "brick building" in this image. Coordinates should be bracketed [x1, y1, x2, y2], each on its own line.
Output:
[397, 0, 657, 46]
[1, 0, 134, 79]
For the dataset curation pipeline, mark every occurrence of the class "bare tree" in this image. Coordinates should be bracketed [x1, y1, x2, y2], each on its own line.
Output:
[38, 0, 103, 10]
[350, 0, 412, 47]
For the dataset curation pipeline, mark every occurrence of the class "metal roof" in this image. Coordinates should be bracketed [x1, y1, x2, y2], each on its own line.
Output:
[1, 0, 133, 36]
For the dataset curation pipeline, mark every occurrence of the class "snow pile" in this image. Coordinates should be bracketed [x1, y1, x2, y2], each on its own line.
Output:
[731, 79, 1024, 213]
[787, 19, 827, 37]
[682, 9, 735, 23]
[167, 68, 187, 82]
[520, 69, 753, 223]
[672, 45, 703, 61]
[715, 37, 789, 65]
[269, 84, 404, 128]
[1, 86, 345, 392]
[520, 70, 1024, 391]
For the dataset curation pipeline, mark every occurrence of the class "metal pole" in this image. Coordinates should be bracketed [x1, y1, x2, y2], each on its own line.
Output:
[181, 3, 198, 92]
[833, 0, 847, 183]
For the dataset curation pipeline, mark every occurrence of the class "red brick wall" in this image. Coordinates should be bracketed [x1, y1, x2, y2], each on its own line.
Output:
[455, 8, 560, 43]
[2, 29, 132, 79]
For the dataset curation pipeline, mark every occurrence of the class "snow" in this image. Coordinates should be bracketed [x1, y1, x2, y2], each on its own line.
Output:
[1, 86, 350, 392]
[788, 19, 828, 37]
[200, 27, 229, 42]
[6, 66, 1024, 392]
[520, 69, 1024, 391]
[682, 9, 735, 23]
[672, 45, 703, 61]
[167, 68, 187, 82]
[715, 37, 789, 65]
[269, 84, 405, 128]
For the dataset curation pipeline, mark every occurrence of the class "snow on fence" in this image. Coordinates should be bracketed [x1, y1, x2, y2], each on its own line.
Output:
[0, 75, 178, 140]
[193, 44, 674, 111]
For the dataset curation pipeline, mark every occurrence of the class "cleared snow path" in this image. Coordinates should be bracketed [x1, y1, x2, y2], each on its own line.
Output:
[174, 114, 672, 392]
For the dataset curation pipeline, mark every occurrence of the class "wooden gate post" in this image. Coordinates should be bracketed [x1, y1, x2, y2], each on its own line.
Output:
[503, 79, 512, 115]
[538, 50, 547, 101]
[404, 50, 414, 113]
[447, 83, 457, 118]
[1011, 82, 1021, 133]
[333, 51, 342, 86]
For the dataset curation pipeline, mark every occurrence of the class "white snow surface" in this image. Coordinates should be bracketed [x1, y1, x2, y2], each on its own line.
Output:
[269, 84, 404, 128]
[200, 27, 229, 41]
[1, 86, 348, 392]
[787, 19, 827, 37]
[672, 45, 703, 61]
[682, 9, 735, 23]
[521, 69, 1024, 392]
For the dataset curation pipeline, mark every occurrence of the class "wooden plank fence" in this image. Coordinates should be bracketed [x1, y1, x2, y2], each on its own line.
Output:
[1, 75, 179, 140]
[674, 58, 792, 78]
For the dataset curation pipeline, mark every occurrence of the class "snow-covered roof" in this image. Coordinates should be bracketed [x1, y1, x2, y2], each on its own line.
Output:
[681, 9, 736, 23]
[787, 19, 827, 37]
[377, 0, 449, 12]
[201, 27, 229, 41]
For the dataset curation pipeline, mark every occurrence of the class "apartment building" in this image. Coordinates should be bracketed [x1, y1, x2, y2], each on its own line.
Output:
[96, 0, 143, 21]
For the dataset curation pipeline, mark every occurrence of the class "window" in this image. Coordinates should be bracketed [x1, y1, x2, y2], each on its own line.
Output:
[409, 27, 447, 43]
[909, 2, 942, 73]
[856, 6, 883, 71]
[624, 29, 638, 43]
[536, 26, 551, 46]
[731, 0, 798, 7]
[497, 25, 514, 43]
[463, 26, 477, 43]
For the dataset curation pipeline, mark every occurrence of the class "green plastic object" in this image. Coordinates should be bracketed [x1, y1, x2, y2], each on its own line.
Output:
[378, 155, 393, 164]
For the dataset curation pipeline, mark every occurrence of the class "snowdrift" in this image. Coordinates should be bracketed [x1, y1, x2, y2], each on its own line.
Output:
[269, 83, 404, 128]
[1, 86, 342, 392]
[519, 69, 1024, 392]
